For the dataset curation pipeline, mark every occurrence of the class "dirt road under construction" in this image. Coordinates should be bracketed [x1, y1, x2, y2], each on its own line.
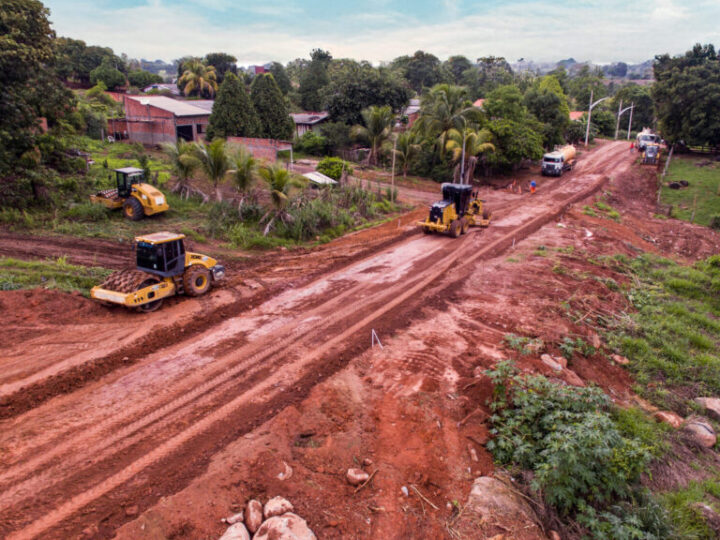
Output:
[1, 141, 647, 538]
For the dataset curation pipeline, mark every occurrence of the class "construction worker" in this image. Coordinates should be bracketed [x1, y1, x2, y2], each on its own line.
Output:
[530, 180, 537, 194]
[630, 141, 634, 152]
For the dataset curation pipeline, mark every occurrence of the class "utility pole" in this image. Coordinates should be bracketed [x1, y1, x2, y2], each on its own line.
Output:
[615, 101, 634, 140]
[460, 130, 467, 184]
[390, 134, 397, 203]
[627, 103, 634, 140]
[585, 90, 611, 147]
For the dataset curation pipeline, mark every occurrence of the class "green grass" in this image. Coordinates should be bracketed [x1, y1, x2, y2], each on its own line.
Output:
[607, 253, 720, 412]
[661, 155, 720, 226]
[0, 256, 113, 296]
[660, 478, 720, 540]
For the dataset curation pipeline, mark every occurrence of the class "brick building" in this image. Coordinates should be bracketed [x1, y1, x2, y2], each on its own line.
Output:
[107, 96, 213, 145]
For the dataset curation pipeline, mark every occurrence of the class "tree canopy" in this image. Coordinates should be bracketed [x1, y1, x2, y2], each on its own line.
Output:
[205, 52, 237, 84]
[653, 43, 720, 145]
[391, 50, 445, 93]
[206, 72, 261, 140]
[299, 49, 332, 110]
[250, 73, 294, 140]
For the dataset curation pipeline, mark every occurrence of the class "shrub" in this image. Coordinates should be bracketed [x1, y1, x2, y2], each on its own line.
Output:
[316, 157, 353, 180]
[204, 201, 242, 239]
[709, 215, 720, 230]
[228, 224, 291, 250]
[486, 361, 653, 515]
[295, 131, 328, 156]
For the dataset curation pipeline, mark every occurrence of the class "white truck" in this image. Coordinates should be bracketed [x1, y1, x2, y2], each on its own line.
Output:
[541, 145, 577, 177]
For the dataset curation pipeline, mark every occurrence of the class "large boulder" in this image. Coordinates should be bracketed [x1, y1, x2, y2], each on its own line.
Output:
[694, 397, 720, 422]
[254, 513, 316, 540]
[218, 522, 250, 540]
[684, 417, 717, 448]
[245, 499, 263, 534]
[457, 476, 546, 539]
[264, 496, 294, 519]
[654, 411, 683, 429]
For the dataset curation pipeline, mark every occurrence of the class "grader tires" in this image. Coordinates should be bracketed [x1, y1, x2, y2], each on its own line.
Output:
[482, 207, 491, 220]
[460, 217, 470, 234]
[183, 265, 211, 297]
[422, 226, 432, 234]
[449, 220, 461, 238]
[123, 197, 144, 221]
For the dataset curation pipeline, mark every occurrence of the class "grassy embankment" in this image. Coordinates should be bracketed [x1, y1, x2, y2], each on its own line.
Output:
[0, 137, 403, 250]
[0, 256, 112, 296]
[661, 155, 720, 226]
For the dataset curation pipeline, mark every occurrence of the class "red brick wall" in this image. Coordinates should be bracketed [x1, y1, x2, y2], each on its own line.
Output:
[227, 137, 293, 163]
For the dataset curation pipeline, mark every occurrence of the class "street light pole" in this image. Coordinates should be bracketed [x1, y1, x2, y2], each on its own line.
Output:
[584, 90, 611, 147]
[390, 134, 397, 203]
[627, 103, 634, 140]
[615, 101, 634, 140]
[614, 99, 623, 140]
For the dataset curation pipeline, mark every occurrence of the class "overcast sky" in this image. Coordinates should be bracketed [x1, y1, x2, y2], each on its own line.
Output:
[44, 0, 720, 65]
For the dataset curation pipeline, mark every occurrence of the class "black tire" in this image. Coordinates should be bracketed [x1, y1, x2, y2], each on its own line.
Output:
[123, 197, 144, 221]
[183, 265, 211, 297]
[460, 217, 470, 234]
[422, 226, 432, 234]
[449, 220, 461, 238]
[482, 207, 491, 220]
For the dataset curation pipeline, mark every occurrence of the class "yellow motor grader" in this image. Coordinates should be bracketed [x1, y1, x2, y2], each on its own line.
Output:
[91, 232, 225, 312]
[417, 183, 491, 237]
[90, 167, 169, 221]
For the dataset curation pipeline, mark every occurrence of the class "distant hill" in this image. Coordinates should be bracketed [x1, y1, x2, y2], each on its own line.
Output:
[511, 57, 654, 80]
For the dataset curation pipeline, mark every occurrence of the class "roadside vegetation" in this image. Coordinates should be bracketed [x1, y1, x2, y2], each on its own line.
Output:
[661, 156, 720, 227]
[0, 256, 112, 296]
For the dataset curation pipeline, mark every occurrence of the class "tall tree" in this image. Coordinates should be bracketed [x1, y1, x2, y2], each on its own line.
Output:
[653, 44, 720, 145]
[193, 138, 230, 201]
[612, 83, 654, 133]
[163, 140, 200, 200]
[258, 164, 305, 235]
[250, 73, 294, 140]
[206, 72, 261, 140]
[268, 62, 292, 95]
[567, 65, 606, 109]
[231, 146, 258, 210]
[179, 60, 218, 97]
[445, 127, 495, 183]
[392, 50, 446, 93]
[205, 52, 237, 84]
[350, 105, 394, 166]
[444, 55, 473, 85]
[90, 57, 125, 90]
[128, 69, 162, 88]
[322, 60, 411, 125]
[464, 56, 514, 98]
[392, 131, 421, 178]
[524, 75, 570, 148]
[1, 0, 73, 174]
[299, 48, 331, 111]
[416, 84, 484, 155]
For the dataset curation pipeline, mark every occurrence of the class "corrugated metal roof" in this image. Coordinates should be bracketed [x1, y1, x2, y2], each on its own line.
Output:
[303, 171, 337, 185]
[126, 96, 213, 117]
[291, 112, 329, 125]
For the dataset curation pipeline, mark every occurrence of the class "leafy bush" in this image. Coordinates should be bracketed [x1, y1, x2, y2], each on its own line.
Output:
[204, 201, 242, 239]
[295, 131, 328, 156]
[316, 157, 353, 180]
[486, 361, 653, 515]
[228, 224, 292, 250]
[64, 202, 109, 222]
[283, 197, 354, 241]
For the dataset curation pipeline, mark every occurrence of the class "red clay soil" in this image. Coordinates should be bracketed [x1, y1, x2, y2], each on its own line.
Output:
[1, 140, 718, 540]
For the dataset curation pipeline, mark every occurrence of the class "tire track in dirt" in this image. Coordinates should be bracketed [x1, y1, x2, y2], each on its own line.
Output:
[2, 142, 630, 539]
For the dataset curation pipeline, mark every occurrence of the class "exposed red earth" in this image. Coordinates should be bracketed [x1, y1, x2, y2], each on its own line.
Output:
[2, 140, 718, 539]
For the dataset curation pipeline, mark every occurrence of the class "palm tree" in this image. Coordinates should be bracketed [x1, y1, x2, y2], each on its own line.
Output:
[162, 140, 201, 200]
[392, 131, 421, 178]
[445, 127, 495, 184]
[258, 164, 305, 236]
[416, 84, 484, 156]
[179, 60, 218, 97]
[350, 105, 394, 166]
[193, 138, 230, 201]
[231, 146, 258, 210]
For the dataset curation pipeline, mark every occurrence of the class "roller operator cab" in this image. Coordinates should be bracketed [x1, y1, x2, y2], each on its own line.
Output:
[418, 183, 491, 237]
[90, 232, 225, 312]
[643, 143, 661, 165]
[89, 167, 170, 221]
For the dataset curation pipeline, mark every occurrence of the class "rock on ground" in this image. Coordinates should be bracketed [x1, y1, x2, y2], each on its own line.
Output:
[223, 511, 244, 525]
[254, 513, 316, 540]
[245, 499, 263, 534]
[654, 411, 683, 429]
[694, 397, 720, 422]
[218, 522, 250, 540]
[684, 417, 717, 448]
[611, 354, 630, 365]
[540, 354, 563, 371]
[456, 476, 546, 539]
[346, 468, 369, 486]
[264, 496, 294, 519]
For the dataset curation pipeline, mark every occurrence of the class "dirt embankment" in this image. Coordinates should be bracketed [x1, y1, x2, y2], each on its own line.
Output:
[4, 141, 716, 539]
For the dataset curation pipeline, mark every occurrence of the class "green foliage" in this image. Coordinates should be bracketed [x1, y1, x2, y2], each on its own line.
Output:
[228, 223, 292, 250]
[486, 118, 544, 171]
[503, 333, 543, 355]
[206, 72, 261, 140]
[127, 69, 162, 89]
[250, 73, 294, 140]
[204, 52, 237, 84]
[486, 362, 654, 516]
[193, 139, 230, 200]
[567, 64, 607, 109]
[295, 131, 328, 156]
[607, 254, 720, 410]
[316, 157, 352, 180]
[322, 60, 411, 125]
[268, 61, 291, 95]
[391, 50, 446, 93]
[299, 48, 331, 111]
[660, 479, 720, 539]
[660, 156, 720, 227]
[654, 44, 720, 145]
[203, 201, 241, 239]
[613, 84, 655, 133]
[318, 122, 351, 152]
[484, 84, 527, 122]
[178, 60, 218, 98]
[89, 57, 125, 90]
[524, 75, 570, 148]
[350, 105, 394, 166]
[0, 256, 112, 296]
[63, 202, 109, 222]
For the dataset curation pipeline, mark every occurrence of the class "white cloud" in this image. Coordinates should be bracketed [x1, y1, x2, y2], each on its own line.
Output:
[45, 0, 720, 65]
